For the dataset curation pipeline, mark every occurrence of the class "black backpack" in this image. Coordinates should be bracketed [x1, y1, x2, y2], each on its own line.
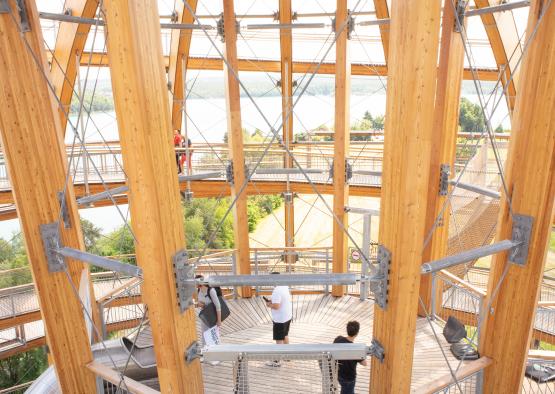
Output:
[208, 286, 223, 297]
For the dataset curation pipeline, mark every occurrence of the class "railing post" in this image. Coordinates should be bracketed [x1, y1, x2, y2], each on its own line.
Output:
[254, 250, 259, 295]
[232, 252, 238, 299]
[325, 249, 330, 295]
[98, 302, 107, 340]
[431, 272, 437, 319]
[360, 213, 371, 300]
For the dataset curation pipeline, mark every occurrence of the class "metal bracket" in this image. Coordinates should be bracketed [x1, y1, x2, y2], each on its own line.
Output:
[173, 250, 195, 313]
[40, 222, 66, 272]
[15, 0, 30, 32]
[369, 245, 390, 309]
[0, 0, 10, 13]
[439, 164, 450, 196]
[180, 189, 194, 202]
[272, 10, 279, 21]
[57, 191, 71, 229]
[368, 338, 385, 363]
[509, 214, 533, 266]
[331, 11, 355, 39]
[282, 191, 293, 204]
[454, 0, 468, 32]
[185, 341, 200, 363]
[226, 161, 234, 184]
[217, 14, 240, 42]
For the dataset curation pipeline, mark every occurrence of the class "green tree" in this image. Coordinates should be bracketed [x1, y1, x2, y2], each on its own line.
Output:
[97, 225, 135, 262]
[80, 218, 102, 254]
[0, 347, 48, 389]
[459, 97, 486, 134]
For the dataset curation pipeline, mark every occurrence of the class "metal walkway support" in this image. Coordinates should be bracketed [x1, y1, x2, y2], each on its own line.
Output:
[480, 1, 555, 391]
[102, 0, 203, 391]
[370, 0, 442, 391]
[0, 2, 97, 391]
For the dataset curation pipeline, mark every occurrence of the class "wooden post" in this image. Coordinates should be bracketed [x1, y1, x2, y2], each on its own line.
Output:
[369, 0, 441, 391]
[0, 2, 96, 391]
[222, 0, 252, 297]
[372, 0, 390, 63]
[418, 0, 467, 316]
[331, 0, 351, 297]
[102, 1, 203, 392]
[279, 0, 295, 264]
[168, 0, 198, 132]
[480, 1, 555, 391]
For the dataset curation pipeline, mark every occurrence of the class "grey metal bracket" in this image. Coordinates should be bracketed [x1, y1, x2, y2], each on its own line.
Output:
[226, 161, 234, 184]
[0, 0, 9, 14]
[331, 11, 355, 39]
[40, 222, 66, 272]
[439, 164, 450, 196]
[57, 191, 71, 229]
[180, 189, 194, 202]
[509, 214, 533, 266]
[368, 338, 385, 363]
[454, 0, 469, 32]
[173, 249, 195, 313]
[185, 341, 200, 363]
[217, 14, 240, 42]
[15, 0, 30, 32]
[369, 245, 390, 309]
[282, 191, 293, 204]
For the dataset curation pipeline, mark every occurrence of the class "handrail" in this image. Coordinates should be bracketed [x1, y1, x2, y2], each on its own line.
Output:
[96, 277, 141, 304]
[87, 361, 159, 394]
[0, 381, 34, 394]
[438, 269, 486, 297]
[417, 357, 492, 394]
[529, 349, 555, 360]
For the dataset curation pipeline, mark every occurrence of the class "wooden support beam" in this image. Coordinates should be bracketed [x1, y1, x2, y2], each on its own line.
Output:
[102, 1, 203, 392]
[0, 2, 96, 391]
[168, 0, 198, 132]
[222, 0, 252, 297]
[369, 0, 441, 391]
[475, 0, 522, 113]
[331, 0, 351, 297]
[60, 51, 501, 81]
[418, 0, 467, 315]
[372, 0, 390, 63]
[279, 0, 295, 263]
[480, 2, 555, 391]
[49, 0, 99, 131]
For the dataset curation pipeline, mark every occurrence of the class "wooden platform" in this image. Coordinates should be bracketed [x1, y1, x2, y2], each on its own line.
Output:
[197, 294, 471, 393]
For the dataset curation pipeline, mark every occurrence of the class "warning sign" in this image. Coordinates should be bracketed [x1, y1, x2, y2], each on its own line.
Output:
[351, 250, 361, 261]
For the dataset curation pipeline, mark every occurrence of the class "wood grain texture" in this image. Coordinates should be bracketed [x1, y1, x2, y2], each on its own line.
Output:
[0, 1, 96, 391]
[222, 0, 252, 297]
[419, 1, 467, 315]
[369, 0, 441, 391]
[102, 1, 203, 392]
[480, 1, 555, 391]
[331, 0, 351, 297]
[372, 0, 390, 63]
[167, 0, 198, 132]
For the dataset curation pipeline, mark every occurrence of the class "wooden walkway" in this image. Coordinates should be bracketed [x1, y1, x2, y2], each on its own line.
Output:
[198, 294, 471, 393]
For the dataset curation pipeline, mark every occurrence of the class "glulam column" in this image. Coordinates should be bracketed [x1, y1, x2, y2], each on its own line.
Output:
[279, 0, 295, 264]
[369, 0, 441, 391]
[102, 1, 203, 392]
[480, 1, 555, 391]
[222, 0, 252, 297]
[0, 1, 96, 391]
[418, 0, 467, 315]
[331, 0, 351, 297]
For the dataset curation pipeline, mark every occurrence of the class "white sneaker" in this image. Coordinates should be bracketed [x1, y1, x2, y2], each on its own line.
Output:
[209, 361, 221, 366]
[265, 360, 281, 367]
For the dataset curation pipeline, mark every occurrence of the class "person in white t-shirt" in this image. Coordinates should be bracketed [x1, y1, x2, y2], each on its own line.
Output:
[265, 272, 293, 346]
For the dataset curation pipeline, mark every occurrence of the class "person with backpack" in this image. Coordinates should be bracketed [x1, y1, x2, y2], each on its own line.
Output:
[195, 275, 223, 365]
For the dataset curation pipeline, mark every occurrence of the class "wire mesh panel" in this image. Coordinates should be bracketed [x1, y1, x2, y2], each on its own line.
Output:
[432, 371, 480, 393]
[522, 360, 555, 393]
[232, 352, 339, 394]
[533, 307, 555, 350]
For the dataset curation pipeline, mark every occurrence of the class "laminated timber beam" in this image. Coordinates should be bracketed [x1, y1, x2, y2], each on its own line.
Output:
[372, 0, 390, 63]
[474, 0, 523, 113]
[168, 0, 198, 132]
[369, 0, 441, 391]
[222, 0, 252, 297]
[279, 0, 295, 264]
[102, 0, 203, 392]
[60, 51, 500, 81]
[0, 1, 97, 392]
[49, 0, 99, 131]
[418, 0, 467, 315]
[331, 0, 351, 297]
[479, 1, 555, 391]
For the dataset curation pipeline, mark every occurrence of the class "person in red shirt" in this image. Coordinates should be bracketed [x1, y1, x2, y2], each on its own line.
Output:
[173, 130, 183, 174]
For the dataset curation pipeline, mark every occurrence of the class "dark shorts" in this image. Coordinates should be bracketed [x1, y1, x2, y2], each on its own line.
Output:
[272, 319, 291, 340]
